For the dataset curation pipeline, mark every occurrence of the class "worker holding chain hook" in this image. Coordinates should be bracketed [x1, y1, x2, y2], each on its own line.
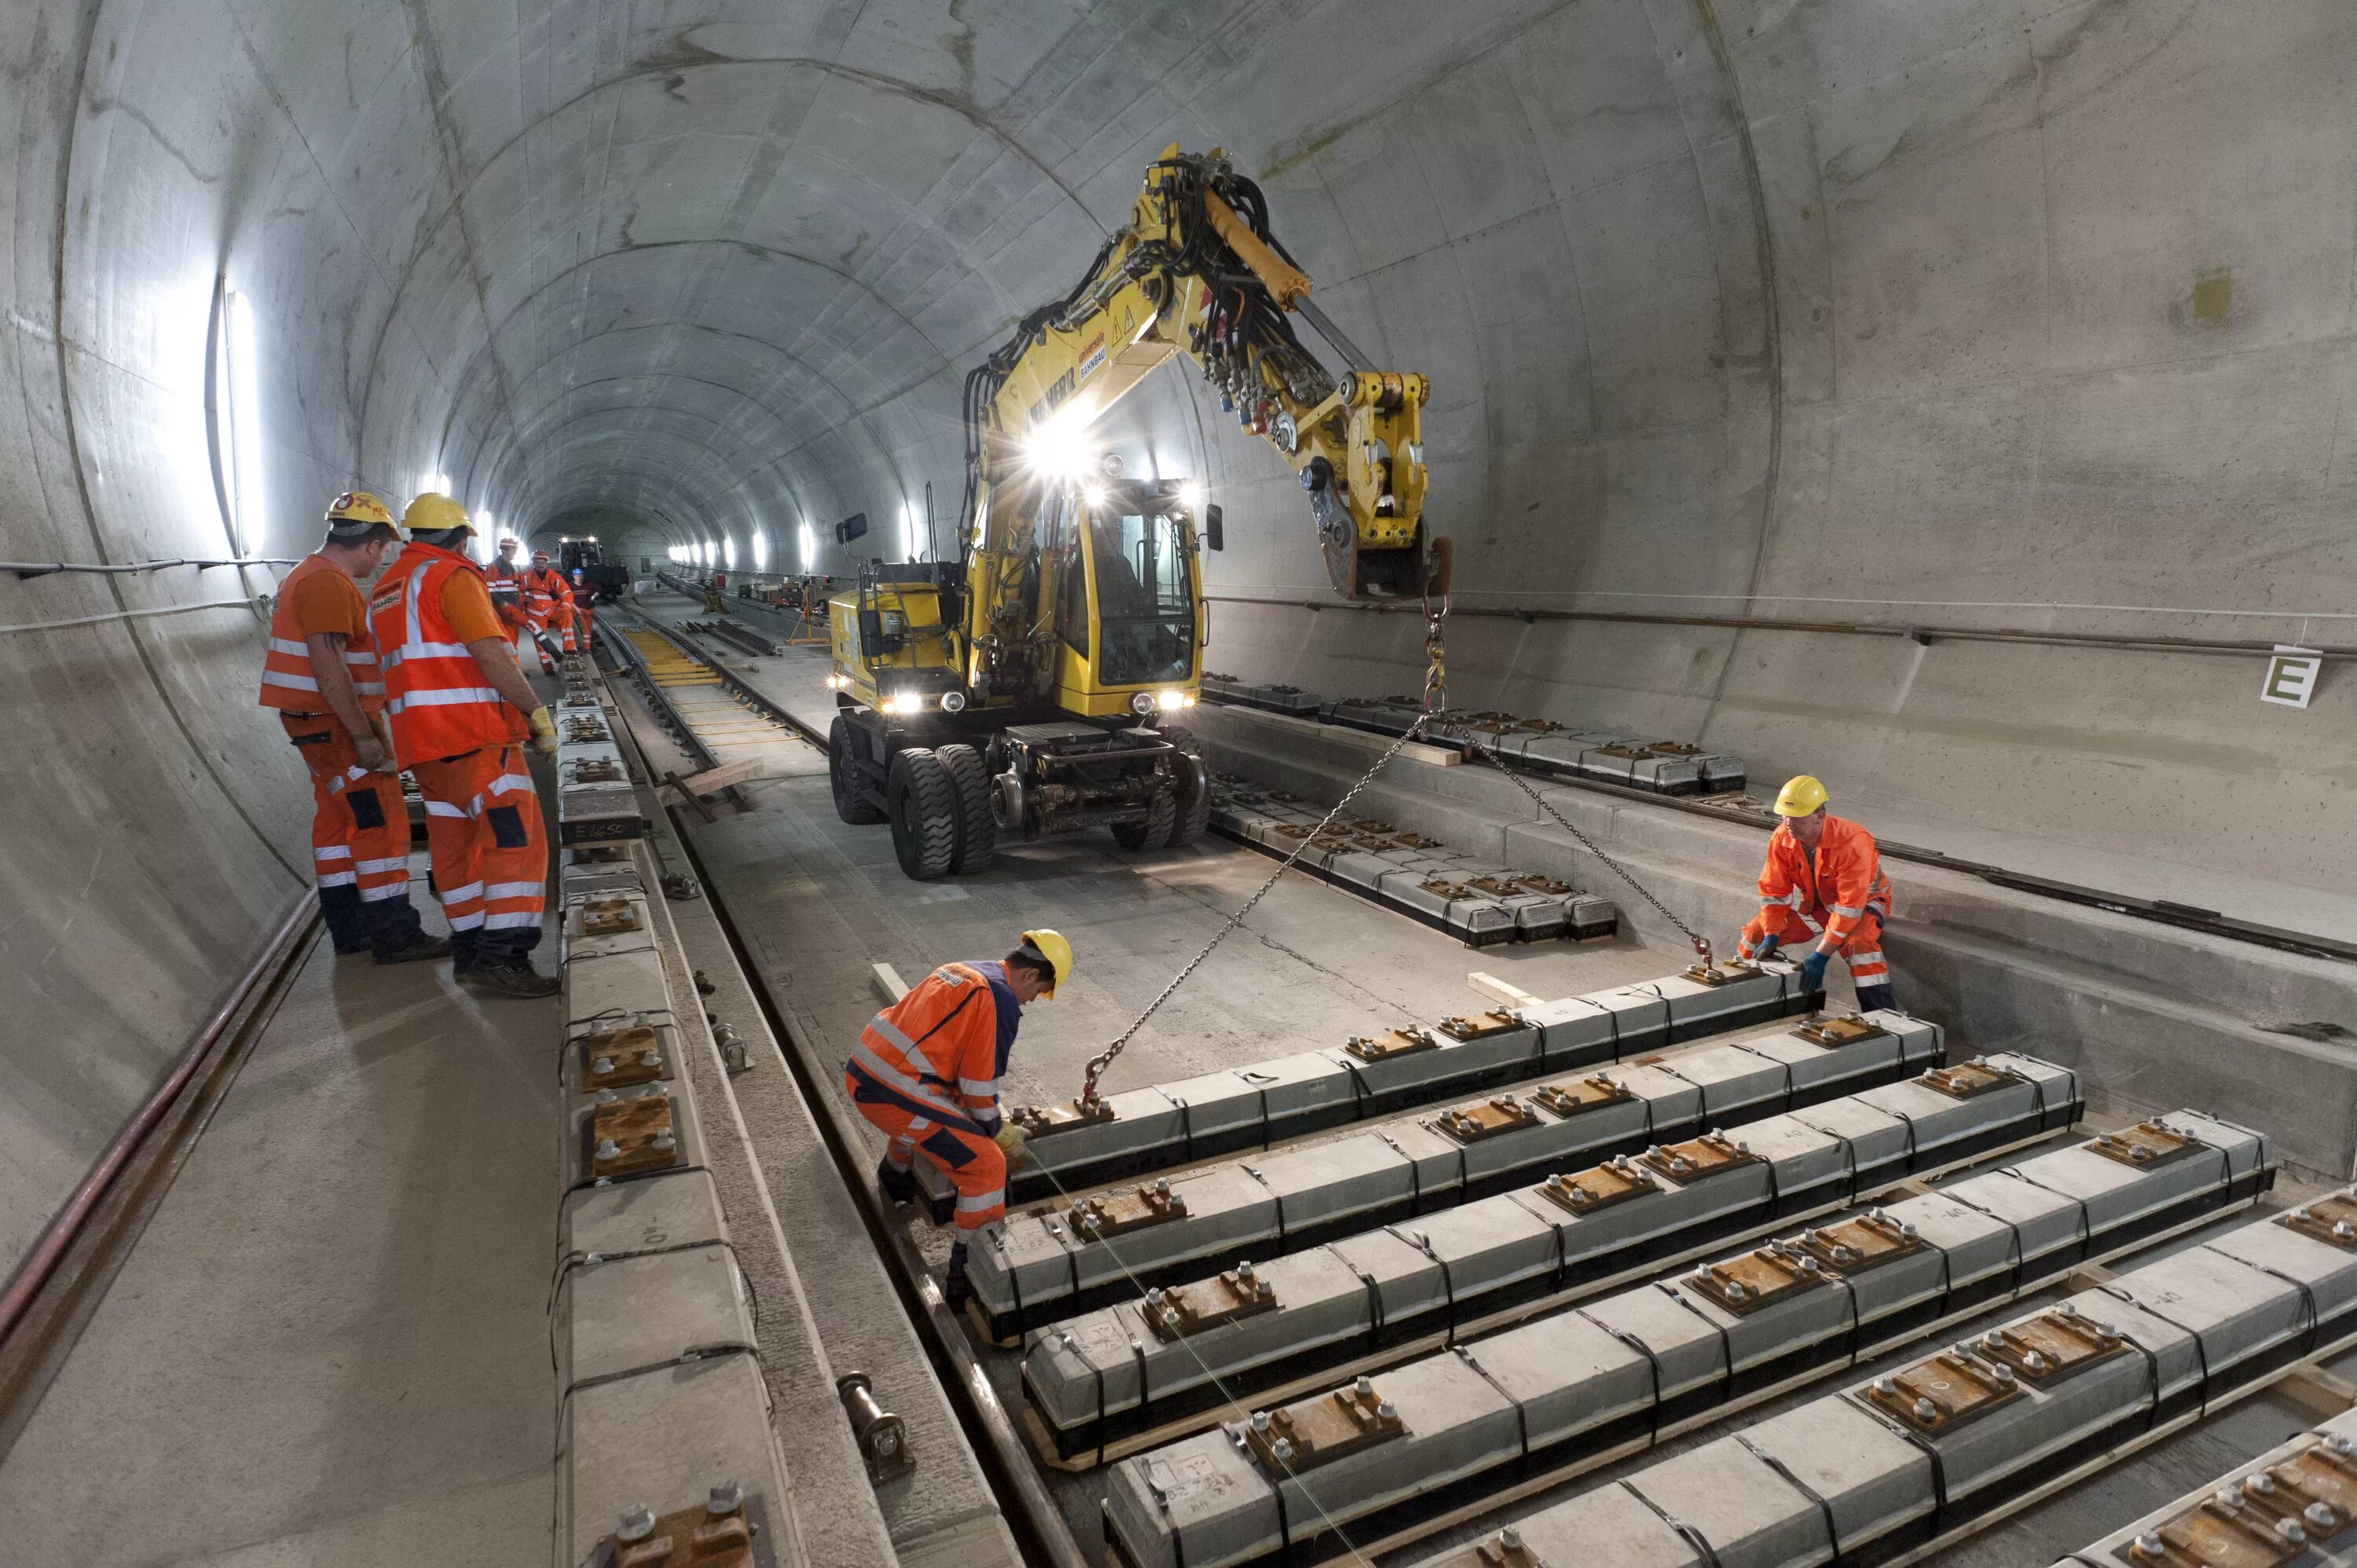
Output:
[1737, 775, 1897, 1013]
[847, 929, 1074, 1306]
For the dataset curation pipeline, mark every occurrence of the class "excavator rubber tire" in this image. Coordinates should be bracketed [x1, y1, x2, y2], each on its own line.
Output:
[830, 713, 885, 824]
[936, 742, 996, 874]
[1162, 727, 1211, 848]
[887, 748, 959, 880]
[1111, 785, 1178, 852]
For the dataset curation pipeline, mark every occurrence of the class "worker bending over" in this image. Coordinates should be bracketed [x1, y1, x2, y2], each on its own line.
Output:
[1738, 775, 1895, 1013]
[258, 493, 447, 964]
[522, 548, 574, 665]
[845, 929, 1073, 1304]
[488, 534, 550, 672]
[368, 495, 562, 998]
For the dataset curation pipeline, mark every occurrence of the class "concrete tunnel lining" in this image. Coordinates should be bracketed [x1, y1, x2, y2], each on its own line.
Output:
[2, 0, 2356, 1562]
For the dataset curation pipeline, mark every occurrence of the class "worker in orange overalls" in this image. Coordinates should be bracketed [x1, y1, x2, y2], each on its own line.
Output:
[1737, 775, 1895, 1013]
[845, 929, 1073, 1304]
[522, 548, 574, 666]
[369, 495, 562, 998]
[487, 534, 548, 671]
[258, 492, 447, 965]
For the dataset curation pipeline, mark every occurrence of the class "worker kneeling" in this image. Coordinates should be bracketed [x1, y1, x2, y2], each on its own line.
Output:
[844, 930, 1072, 1306]
[1738, 775, 1896, 1014]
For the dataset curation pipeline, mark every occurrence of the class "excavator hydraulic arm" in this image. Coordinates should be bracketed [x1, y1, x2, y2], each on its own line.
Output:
[963, 145, 1446, 604]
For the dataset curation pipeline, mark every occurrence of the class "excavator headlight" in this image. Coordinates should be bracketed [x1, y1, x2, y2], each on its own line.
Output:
[1156, 689, 1185, 713]
[940, 691, 968, 713]
[1130, 692, 1156, 716]
[1178, 482, 1209, 514]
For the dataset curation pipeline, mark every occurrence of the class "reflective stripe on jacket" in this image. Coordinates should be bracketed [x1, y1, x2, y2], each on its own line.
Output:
[1757, 815, 1893, 944]
[368, 541, 520, 765]
[258, 554, 383, 715]
[845, 962, 1018, 1135]
[522, 566, 571, 627]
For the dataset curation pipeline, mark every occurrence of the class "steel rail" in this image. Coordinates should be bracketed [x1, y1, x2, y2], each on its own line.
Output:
[0, 894, 313, 1352]
[592, 647, 1090, 1568]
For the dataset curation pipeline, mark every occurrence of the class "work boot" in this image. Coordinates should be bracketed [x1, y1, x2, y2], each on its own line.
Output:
[876, 1158, 918, 1207]
[332, 941, 372, 957]
[374, 932, 453, 965]
[1855, 984, 1897, 1016]
[463, 959, 561, 998]
[943, 1240, 973, 1309]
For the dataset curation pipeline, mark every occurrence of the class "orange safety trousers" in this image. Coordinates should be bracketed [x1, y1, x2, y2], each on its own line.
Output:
[1739, 906, 1890, 985]
[410, 746, 547, 969]
[845, 1088, 1006, 1231]
[281, 713, 420, 953]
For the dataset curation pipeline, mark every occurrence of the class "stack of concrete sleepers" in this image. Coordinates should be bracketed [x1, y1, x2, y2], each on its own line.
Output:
[2055, 1374, 2357, 1566]
[1200, 682, 1748, 796]
[968, 1009, 1981, 1340]
[1202, 674, 1326, 717]
[1026, 1047, 2095, 1456]
[995, 961, 1816, 1207]
[1325, 696, 1747, 796]
[1208, 775, 1616, 945]
[1362, 1174, 2357, 1568]
[1098, 1111, 2275, 1563]
[552, 658, 794, 1564]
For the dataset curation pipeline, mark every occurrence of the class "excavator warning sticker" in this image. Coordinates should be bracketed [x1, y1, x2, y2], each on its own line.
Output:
[1077, 332, 1106, 381]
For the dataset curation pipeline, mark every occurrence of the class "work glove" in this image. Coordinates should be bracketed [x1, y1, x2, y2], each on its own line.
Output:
[526, 705, 559, 755]
[352, 734, 390, 773]
[1744, 933, 1779, 962]
[1798, 950, 1831, 993]
[993, 1123, 1030, 1162]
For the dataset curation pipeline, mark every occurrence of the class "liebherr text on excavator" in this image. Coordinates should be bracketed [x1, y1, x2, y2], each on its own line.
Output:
[825, 145, 1449, 881]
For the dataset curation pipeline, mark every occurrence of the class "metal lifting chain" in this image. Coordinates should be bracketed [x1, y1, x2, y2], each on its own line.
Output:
[1078, 588, 1456, 1106]
[1463, 735, 1714, 966]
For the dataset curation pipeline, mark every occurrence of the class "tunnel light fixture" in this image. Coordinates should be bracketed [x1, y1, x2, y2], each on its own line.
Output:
[419, 470, 452, 500]
[799, 522, 816, 570]
[723, 535, 738, 570]
[218, 289, 264, 551]
[751, 528, 768, 570]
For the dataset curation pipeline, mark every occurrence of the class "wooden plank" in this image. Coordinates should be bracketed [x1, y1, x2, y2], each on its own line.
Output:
[1468, 972, 1541, 1009]
[872, 962, 911, 1003]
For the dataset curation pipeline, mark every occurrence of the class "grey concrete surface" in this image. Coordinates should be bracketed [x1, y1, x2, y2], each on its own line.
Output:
[7, 0, 2354, 1288]
[1190, 700, 2357, 1180]
[4, 2, 2355, 1563]
[0, 880, 560, 1565]
[603, 667, 1019, 1568]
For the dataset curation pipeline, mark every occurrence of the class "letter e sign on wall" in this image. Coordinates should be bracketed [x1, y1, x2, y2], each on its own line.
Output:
[2260, 645, 2323, 709]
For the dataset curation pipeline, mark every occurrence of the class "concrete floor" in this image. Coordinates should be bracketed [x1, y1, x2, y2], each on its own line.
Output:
[623, 592, 2357, 1568]
[0, 866, 562, 1565]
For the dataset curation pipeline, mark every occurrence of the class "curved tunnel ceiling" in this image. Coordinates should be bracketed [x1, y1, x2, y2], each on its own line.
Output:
[349, 1, 1768, 566]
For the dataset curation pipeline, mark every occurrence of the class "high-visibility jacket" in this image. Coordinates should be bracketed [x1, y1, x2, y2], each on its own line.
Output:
[258, 554, 385, 716]
[486, 558, 528, 630]
[522, 566, 571, 628]
[369, 540, 522, 764]
[845, 961, 1020, 1135]
[1757, 815, 1892, 945]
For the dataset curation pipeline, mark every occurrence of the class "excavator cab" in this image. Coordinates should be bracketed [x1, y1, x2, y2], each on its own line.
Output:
[1041, 477, 1205, 718]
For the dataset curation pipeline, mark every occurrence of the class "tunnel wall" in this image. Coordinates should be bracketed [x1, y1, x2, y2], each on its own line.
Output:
[3, 0, 2352, 1288]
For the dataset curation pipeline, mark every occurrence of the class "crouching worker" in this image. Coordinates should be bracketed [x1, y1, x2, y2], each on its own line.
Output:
[844, 929, 1073, 1306]
[1737, 775, 1896, 1014]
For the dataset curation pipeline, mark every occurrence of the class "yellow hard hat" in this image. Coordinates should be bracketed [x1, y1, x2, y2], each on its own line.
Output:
[401, 492, 471, 539]
[325, 490, 395, 527]
[1017, 928, 1072, 998]
[1773, 775, 1829, 817]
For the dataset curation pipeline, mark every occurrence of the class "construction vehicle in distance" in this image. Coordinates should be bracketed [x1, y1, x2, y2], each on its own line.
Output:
[826, 145, 1449, 881]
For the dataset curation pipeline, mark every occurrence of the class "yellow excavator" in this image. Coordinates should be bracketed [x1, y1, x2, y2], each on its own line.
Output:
[826, 145, 1448, 879]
